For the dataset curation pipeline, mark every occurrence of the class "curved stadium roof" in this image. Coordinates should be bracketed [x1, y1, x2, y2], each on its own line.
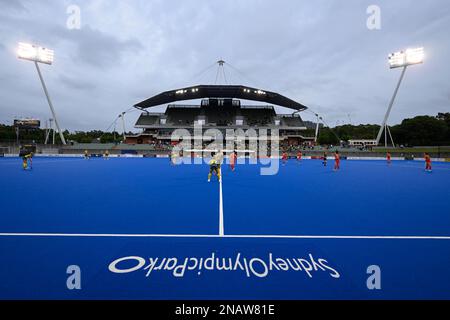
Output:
[134, 85, 308, 111]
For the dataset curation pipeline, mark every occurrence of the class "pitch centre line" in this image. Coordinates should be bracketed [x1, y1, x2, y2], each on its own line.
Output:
[219, 168, 224, 237]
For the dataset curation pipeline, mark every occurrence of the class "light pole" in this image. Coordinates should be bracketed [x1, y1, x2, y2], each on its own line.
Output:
[376, 47, 424, 147]
[314, 113, 322, 144]
[17, 42, 67, 145]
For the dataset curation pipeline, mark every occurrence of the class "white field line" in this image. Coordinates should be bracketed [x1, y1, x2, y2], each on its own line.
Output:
[219, 169, 224, 237]
[1, 233, 450, 240]
[0, 159, 85, 166]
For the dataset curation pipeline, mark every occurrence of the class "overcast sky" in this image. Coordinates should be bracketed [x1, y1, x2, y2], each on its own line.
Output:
[0, 0, 449, 132]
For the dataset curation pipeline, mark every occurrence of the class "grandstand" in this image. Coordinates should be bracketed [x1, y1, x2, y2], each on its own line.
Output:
[126, 84, 314, 148]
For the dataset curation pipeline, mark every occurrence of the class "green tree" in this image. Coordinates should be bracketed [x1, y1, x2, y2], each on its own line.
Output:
[318, 128, 339, 145]
[392, 115, 448, 146]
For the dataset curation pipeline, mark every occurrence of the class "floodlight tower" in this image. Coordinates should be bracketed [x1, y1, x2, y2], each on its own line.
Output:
[17, 42, 67, 145]
[314, 113, 322, 144]
[376, 47, 424, 147]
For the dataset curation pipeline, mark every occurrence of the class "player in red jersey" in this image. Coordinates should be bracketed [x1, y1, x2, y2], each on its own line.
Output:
[424, 153, 432, 172]
[297, 151, 302, 162]
[230, 151, 237, 172]
[282, 151, 288, 165]
[333, 151, 340, 171]
[387, 152, 391, 165]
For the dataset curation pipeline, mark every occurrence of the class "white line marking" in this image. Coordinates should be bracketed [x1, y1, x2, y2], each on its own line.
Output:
[1, 233, 450, 240]
[0, 159, 85, 166]
[219, 170, 224, 237]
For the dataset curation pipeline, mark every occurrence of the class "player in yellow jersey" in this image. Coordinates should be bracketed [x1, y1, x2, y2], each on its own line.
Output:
[22, 153, 32, 170]
[208, 151, 223, 182]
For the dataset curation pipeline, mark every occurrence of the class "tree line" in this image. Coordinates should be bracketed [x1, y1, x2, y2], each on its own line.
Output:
[318, 113, 450, 146]
[0, 126, 124, 144]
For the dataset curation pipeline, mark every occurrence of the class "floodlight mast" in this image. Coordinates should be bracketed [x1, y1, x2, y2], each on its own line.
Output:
[375, 65, 407, 147]
[314, 113, 321, 143]
[376, 47, 424, 146]
[17, 42, 66, 145]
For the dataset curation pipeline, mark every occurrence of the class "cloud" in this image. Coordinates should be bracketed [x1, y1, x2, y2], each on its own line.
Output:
[58, 74, 96, 91]
[54, 25, 143, 68]
[0, 0, 449, 131]
[0, 0, 29, 13]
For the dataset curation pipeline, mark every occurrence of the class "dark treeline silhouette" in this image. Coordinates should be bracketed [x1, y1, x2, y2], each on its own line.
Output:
[318, 113, 450, 146]
[0, 127, 125, 144]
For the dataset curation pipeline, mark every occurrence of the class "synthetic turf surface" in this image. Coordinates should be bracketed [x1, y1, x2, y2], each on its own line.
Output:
[0, 157, 449, 299]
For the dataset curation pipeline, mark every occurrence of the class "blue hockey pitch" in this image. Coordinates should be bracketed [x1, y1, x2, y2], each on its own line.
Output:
[0, 157, 449, 299]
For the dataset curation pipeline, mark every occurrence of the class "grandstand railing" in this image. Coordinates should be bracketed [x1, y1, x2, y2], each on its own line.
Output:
[167, 104, 202, 109]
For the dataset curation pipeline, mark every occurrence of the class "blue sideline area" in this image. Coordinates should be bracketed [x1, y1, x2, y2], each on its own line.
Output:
[0, 157, 449, 299]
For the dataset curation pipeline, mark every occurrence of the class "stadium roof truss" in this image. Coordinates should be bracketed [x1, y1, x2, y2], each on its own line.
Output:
[134, 85, 308, 111]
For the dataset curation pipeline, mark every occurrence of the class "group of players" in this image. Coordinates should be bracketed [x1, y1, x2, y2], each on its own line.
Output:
[83, 150, 110, 160]
[204, 149, 433, 182]
[21, 149, 111, 170]
[21, 148, 433, 175]
[282, 150, 341, 171]
[206, 149, 340, 182]
[384, 151, 431, 171]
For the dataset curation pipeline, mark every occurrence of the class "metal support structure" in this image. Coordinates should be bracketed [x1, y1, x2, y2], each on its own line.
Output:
[386, 124, 395, 147]
[120, 112, 126, 140]
[215, 60, 228, 85]
[44, 120, 48, 145]
[52, 121, 56, 145]
[45, 119, 52, 145]
[34, 62, 66, 145]
[314, 114, 320, 143]
[376, 65, 408, 145]
[384, 124, 387, 147]
[15, 127, 19, 145]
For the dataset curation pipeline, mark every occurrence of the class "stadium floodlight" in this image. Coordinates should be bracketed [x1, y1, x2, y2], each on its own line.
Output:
[388, 47, 424, 69]
[18, 42, 54, 65]
[376, 47, 425, 147]
[17, 42, 66, 145]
